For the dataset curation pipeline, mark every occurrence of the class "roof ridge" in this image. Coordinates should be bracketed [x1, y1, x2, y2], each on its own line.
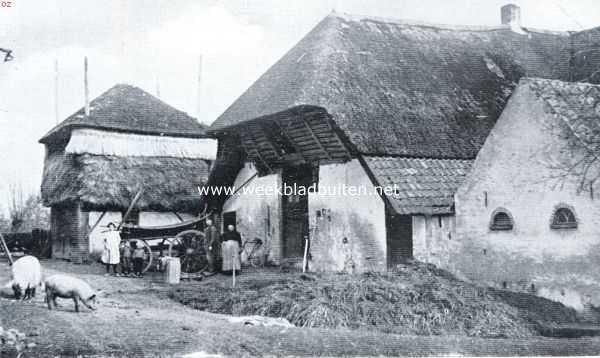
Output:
[364, 155, 474, 162]
[328, 11, 570, 35]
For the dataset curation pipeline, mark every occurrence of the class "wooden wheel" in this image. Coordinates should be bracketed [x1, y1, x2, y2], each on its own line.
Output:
[167, 230, 207, 273]
[128, 239, 154, 274]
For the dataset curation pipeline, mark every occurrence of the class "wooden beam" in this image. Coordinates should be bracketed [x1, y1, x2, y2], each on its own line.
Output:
[241, 132, 273, 173]
[119, 188, 144, 230]
[172, 212, 185, 222]
[300, 116, 332, 160]
[0, 233, 13, 265]
[88, 211, 106, 235]
[250, 123, 282, 161]
[277, 118, 308, 162]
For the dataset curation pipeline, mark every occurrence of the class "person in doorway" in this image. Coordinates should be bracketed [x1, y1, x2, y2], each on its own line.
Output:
[221, 224, 242, 275]
[203, 219, 220, 274]
[131, 240, 146, 277]
[101, 222, 121, 276]
[119, 239, 132, 276]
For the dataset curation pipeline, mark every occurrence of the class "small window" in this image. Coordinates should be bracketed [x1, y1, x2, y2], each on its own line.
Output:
[490, 210, 513, 231]
[551, 207, 577, 229]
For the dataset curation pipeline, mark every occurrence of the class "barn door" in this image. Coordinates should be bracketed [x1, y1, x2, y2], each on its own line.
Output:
[282, 165, 312, 258]
[386, 209, 412, 268]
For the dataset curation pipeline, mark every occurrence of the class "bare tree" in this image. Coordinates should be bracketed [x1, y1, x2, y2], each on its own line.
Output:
[7, 184, 49, 233]
[542, 110, 600, 196]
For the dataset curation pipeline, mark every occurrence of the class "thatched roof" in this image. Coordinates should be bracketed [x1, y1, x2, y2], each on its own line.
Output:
[209, 12, 579, 159]
[526, 77, 600, 148]
[40, 84, 207, 145]
[41, 152, 209, 211]
[364, 156, 472, 215]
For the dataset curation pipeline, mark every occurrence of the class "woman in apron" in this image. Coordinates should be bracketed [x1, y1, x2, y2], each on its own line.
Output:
[101, 222, 121, 276]
[221, 224, 242, 275]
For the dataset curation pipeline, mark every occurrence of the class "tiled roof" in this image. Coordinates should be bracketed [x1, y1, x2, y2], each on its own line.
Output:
[364, 156, 473, 215]
[40, 84, 207, 144]
[526, 78, 600, 149]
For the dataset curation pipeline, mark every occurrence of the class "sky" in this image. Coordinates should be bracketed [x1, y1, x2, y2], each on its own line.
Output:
[0, 0, 599, 213]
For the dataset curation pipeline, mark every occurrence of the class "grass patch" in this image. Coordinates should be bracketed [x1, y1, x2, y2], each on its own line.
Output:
[169, 262, 585, 338]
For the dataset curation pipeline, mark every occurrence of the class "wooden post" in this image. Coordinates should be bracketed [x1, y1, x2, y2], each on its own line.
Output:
[232, 254, 236, 288]
[0, 233, 14, 265]
[54, 59, 59, 124]
[89, 211, 106, 235]
[196, 55, 203, 120]
[302, 237, 309, 273]
[84, 56, 90, 116]
[119, 188, 144, 230]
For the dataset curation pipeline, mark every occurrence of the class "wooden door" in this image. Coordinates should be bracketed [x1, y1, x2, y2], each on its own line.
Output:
[386, 210, 412, 268]
[282, 165, 312, 258]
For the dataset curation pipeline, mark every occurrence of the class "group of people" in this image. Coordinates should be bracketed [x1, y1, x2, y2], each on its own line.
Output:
[100, 219, 244, 277]
[101, 222, 147, 277]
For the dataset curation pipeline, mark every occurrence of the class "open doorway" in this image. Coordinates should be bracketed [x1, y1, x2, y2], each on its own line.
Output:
[282, 165, 312, 258]
[386, 208, 412, 268]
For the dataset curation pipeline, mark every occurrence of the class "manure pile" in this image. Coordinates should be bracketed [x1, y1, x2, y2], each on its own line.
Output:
[169, 262, 580, 338]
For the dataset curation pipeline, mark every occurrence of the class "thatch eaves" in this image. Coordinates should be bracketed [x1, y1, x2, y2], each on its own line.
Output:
[209, 12, 575, 159]
[41, 153, 209, 212]
[40, 84, 208, 145]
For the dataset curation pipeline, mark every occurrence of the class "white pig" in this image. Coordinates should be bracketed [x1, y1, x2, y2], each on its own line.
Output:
[10, 255, 42, 300]
[45, 274, 99, 313]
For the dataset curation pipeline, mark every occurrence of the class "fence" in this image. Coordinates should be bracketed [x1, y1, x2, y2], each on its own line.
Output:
[0, 229, 51, 259]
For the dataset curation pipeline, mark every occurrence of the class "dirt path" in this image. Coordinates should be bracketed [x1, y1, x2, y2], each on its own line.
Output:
[2, 259, 600, 357]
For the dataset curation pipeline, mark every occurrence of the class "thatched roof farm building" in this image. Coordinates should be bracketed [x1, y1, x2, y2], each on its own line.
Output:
[205, 5, 600, 278]
[40, 84, 216, 261]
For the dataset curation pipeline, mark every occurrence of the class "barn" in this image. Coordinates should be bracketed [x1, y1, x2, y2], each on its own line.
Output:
[205, 5, 600, 273]
[40, 84, 216, 262]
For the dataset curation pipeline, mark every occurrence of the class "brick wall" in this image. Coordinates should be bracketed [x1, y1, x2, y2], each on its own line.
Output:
[50, 203, 89, 262]
[309, 159, 387, 272]
[454, 84, 600, 310]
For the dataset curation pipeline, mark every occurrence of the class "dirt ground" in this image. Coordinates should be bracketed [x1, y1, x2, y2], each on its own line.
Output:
[2, 259, 600, 357]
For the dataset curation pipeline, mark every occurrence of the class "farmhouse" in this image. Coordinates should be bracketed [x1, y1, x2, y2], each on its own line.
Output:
[452, 78, 600, 309]
[206, 4, 600, 280]
[40, 84, 216, 262]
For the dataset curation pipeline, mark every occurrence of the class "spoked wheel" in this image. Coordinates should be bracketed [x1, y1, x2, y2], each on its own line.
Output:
[167, 230, 207, 273]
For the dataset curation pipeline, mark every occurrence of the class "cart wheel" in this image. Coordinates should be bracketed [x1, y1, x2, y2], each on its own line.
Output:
[140, 240, 154, 273]
[128, 239, 154, 274]
[167, 230, 207, 273]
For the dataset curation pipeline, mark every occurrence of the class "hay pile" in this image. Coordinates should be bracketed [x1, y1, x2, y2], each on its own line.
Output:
[169, 263, 580, 338]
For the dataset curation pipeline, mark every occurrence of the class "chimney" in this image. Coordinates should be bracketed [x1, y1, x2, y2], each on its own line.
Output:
[196, 55, 203, 120]
[84, 56, 90, 116]
[501, 4, 525, 34]
[501, 4, 521, 27]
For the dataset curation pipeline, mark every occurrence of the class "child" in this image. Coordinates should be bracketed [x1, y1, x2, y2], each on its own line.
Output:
[101, 222, 121, 276]
[119, 240, 132, 276]
[131, 240, 146, 277]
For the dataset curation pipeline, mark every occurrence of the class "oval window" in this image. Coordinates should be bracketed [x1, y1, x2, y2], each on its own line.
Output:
[551, 207, 577, 229]
[490, 210, 513, 231]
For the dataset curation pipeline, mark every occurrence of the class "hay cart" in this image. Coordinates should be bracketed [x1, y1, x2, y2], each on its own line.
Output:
[112, 189, 210, 276]
[119, 216, 209, 275]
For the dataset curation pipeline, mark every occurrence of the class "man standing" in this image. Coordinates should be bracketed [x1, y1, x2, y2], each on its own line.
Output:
[203, 219, 220, 274]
